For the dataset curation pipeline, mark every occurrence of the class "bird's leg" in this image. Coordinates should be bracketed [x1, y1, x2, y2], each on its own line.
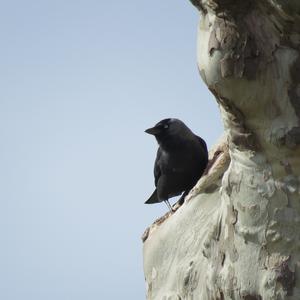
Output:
[178, 190, 190, 206]
[164, 200, 174, 212]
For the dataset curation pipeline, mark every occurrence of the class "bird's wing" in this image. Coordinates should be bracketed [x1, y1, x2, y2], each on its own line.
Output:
[154, 147, 162, 187]
[197, 136, 208, 156]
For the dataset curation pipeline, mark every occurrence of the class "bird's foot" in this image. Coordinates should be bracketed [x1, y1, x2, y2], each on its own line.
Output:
[164, 200, 175, 213]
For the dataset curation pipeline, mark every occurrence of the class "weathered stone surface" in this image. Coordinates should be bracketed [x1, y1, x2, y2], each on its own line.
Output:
[144, 0, 300, 299]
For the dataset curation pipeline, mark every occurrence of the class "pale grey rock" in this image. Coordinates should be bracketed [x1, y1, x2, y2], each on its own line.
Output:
[143, 0, 300, 299]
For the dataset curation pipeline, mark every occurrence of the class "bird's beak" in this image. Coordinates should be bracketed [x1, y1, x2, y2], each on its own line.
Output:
[145, 126, 160, 135]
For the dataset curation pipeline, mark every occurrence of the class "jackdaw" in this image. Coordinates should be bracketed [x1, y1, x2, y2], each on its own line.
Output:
[145, 118, 208, 211]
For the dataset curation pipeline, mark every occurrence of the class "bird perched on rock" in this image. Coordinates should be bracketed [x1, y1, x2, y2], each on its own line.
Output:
[145, 118, 208, 211]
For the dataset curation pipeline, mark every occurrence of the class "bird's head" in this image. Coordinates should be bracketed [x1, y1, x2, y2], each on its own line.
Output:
[145, 118, 192, 146]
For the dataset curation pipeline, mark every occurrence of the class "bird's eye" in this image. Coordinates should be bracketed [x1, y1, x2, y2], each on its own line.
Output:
[164, 124, 169, 129]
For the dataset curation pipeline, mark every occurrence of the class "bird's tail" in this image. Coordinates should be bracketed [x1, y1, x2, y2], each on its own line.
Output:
[145, 189, 159, 204]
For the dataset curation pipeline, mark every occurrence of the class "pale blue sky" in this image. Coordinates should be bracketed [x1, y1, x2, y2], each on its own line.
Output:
[0, 1, 223, 299]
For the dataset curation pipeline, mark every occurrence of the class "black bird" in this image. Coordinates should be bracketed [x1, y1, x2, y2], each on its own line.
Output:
[145, 118, 208, 211]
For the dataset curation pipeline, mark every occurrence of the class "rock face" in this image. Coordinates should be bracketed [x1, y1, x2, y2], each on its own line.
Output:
[143, 1, 300, 299]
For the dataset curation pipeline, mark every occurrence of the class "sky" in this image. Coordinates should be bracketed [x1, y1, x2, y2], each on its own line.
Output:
[0, 1, 223, 299]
